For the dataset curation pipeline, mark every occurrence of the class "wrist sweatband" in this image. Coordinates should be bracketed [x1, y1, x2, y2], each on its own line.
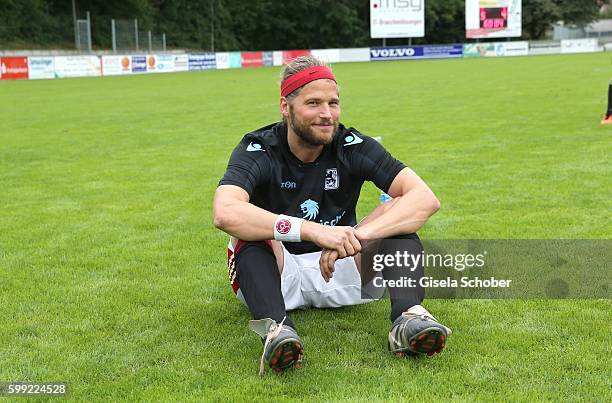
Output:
[274, 215, 303, 242]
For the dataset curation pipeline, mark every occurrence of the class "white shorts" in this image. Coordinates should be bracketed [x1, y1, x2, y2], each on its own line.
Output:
[227, 240, 383, 310]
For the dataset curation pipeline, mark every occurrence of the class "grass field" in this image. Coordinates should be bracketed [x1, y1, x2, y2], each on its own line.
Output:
[0, 53, 611, 401]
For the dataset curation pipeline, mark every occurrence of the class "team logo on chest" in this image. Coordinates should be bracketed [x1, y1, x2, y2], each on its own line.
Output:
[300, 199, 319, 220]
[325, 168, 339, 190]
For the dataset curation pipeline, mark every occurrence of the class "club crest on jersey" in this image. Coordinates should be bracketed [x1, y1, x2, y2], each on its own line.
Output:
[325, 168, 339, 190]
[300, 199, 319, 220]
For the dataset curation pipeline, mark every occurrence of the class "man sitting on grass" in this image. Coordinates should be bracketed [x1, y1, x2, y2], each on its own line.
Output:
[214, 55, 451, 375]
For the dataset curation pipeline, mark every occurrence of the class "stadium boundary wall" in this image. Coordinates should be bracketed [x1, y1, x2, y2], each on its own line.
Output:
[0, 38, 603, 81]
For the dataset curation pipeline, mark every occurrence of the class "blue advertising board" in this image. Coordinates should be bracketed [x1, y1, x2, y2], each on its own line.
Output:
[131, 55, 147, 72]
[189, 53, 216, 70]
[370, 45, 463, 61]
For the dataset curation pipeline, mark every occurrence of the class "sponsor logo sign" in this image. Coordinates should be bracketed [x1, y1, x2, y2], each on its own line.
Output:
[281, 181, 297, 189]
[173, 54, 189, 71]
[1, 57, 29, 80]
[146, 55, 157, 72]
[370, 0, 425, 38]
[561, 38, 599, 54]
[131, 56, 147, 73]
[241, 52, 263, 68]
[154, 54, 175, 73]
[370, 45, 463, 60]
[189, 53, 216, 70]
[216, 52, 230, 69]
[529, 41, 561, 55]
[54, 56, 101, 78]
[463, 41, 528, 58]
[101, 55, 132, 76]
[28, 57, 54, 80]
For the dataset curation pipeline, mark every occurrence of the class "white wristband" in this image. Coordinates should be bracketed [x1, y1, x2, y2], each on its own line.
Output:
[274, 215, 303, 242]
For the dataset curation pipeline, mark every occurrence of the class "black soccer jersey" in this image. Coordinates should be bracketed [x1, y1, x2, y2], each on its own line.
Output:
[219, 122, 405, 254]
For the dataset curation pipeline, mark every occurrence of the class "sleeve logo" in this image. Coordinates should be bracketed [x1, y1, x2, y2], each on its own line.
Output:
[246, 142, 265, 152]
[343, 132, 364, 147]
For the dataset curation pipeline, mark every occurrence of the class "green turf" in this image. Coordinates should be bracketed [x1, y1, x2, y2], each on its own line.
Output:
[0, 53, 610, 401]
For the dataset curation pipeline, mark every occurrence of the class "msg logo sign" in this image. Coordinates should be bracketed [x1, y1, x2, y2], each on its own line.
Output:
[370, 0, 425, 38]
[373, 0, 423, 11]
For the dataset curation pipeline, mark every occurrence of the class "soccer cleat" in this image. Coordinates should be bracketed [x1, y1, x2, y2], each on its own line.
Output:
[388, 305, 451, 357]
[601, 114, 612, 125]
[249, 317, 304, 375]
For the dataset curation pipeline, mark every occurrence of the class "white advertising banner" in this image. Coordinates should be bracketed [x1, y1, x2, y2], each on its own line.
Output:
[173, 54, 189, 72]
[529, 41, 562, 55]
[55, 56, 101, 78]
[464, 41, 528, 57]
[466, 0, 521, 39]
[311, 49, 341, 63]
[370, 0, 425, 38]
[101, 55, 132, 76]
[561, 38, 600, 54]
[339, 48, 371, 62]
[145, 54, 175, 73]
[28, 56, 55, 79]
[499, 41, 529, 56]
[273, 51, 283, 66]
[155, 54, 175, 73]
[215, 52, 230, 69]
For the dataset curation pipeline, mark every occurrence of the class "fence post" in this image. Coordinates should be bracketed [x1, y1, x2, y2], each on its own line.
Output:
[162, 33, 166, 52]
[111, 19, 116, 54]
[135, 19, 139, 51]
[72, 0, 78, 50]
[148, 31, 152, 53]
[86, 11, 92, 52]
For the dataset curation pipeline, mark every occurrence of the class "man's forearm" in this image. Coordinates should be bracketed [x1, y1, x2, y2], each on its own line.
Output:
[356, 188, 439, 240]
[214, 200, 323, 242]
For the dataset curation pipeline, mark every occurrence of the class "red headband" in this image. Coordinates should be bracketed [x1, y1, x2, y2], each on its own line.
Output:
[280, 66, 336, 97]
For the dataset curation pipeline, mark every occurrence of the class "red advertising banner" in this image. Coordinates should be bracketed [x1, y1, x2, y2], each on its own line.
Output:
[1, 57, 29, 80]
[283, 50, 311, 65]
[241, 52, 263, 68]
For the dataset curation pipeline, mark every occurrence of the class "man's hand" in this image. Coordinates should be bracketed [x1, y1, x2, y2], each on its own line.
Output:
[301, 223, 361, 283]
[319, 249, 339, 282]
[304, 223, 361, 258]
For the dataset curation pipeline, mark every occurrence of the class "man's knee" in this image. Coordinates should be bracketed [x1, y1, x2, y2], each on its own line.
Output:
[385, 232, 420, 241]
[235, 240, 283, 274]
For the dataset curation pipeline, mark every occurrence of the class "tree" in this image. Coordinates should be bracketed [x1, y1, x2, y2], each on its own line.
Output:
[522, 0, 560, 39]
[557, 0, 601, 26]
[0, 0, 607, 50]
